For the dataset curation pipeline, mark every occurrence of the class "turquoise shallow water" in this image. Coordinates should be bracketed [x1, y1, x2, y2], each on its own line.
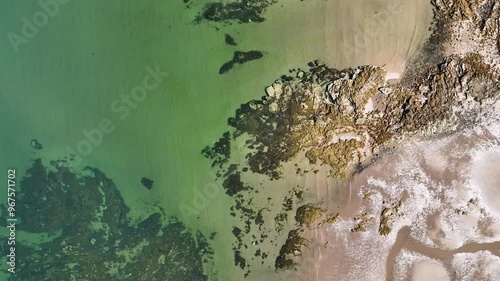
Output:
[0, 0, 335, 231]
[0, 1, 327, 279]
[0, 0, 432, 279]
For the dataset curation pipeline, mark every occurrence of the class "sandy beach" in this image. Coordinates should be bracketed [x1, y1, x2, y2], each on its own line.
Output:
[323, 0, 433, 77]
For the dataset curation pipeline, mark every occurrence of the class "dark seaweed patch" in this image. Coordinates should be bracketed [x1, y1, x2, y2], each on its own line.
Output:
[197, 1, 277, 24]
[219, 51, 264, 74]
[141, 177, 154, 189]
[3, 159, 211, 281]
[225, 34, 237, 46]
[222, 172, 251, 196]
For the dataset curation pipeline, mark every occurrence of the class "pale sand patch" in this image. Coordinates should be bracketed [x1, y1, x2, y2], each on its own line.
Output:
[411, 260, 450, 281]
[452, 251, 500, 281]
[323, 0, 433, 76]
[246, 0, 432, 77]
[393, 250, 450, 281]
[471, 150, 500, 216]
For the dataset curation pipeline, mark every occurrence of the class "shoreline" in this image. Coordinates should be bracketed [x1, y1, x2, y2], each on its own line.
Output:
[202, 0, 500, 280]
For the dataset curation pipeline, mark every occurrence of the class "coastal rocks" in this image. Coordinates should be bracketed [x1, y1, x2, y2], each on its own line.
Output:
[202, 131, 231, 168]
[219, 50, 264, 74]
[432, 0, 500, 72]
[295, 204, 326, 227]
[7, 158, 211, 281]
[350, 212, 374, 233]
[324, 66, 385, 121]
[275, 229, 308, 270]
[135, 212, 162, 236]
[275, 203, 339, 270]
[431, 0, 491, 23]
[222, 172, 251, 196]
[239, 63, 394, 178]
[389, 55, 500, 134]
[265, 82, 282, 98]
[203, 53, 500, 274]
[378, 201, 401, 236]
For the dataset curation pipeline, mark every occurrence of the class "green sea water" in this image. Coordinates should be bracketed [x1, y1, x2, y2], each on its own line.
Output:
[0, 0, 432, 280]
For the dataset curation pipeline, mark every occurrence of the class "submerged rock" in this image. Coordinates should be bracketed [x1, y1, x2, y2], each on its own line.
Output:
[225, 33, 237, 46]
[5, 159, 211, 281]
[30, 139, 42, 150]
[219, 50, 264, 74]
[141, 177, 154, 189]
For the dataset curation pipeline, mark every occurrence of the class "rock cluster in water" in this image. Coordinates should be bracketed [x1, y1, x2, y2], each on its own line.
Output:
[1, 159, 212, 281]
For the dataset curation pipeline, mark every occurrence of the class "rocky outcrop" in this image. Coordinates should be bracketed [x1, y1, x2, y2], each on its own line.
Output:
[212, 55, 499, 180]
[10, 159, 211, 281]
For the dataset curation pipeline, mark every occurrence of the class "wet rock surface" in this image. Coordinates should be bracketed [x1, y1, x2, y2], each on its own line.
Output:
[2, 159, 212, 281]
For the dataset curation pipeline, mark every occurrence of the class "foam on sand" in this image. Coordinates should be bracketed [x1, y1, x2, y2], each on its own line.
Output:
[293, 104, 500, 280]
[471, 149, 500, 216]
[452, 251, 500, 281]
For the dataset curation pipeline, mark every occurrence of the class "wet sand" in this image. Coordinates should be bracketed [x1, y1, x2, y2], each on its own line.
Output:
[387, 227, 500, 281]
